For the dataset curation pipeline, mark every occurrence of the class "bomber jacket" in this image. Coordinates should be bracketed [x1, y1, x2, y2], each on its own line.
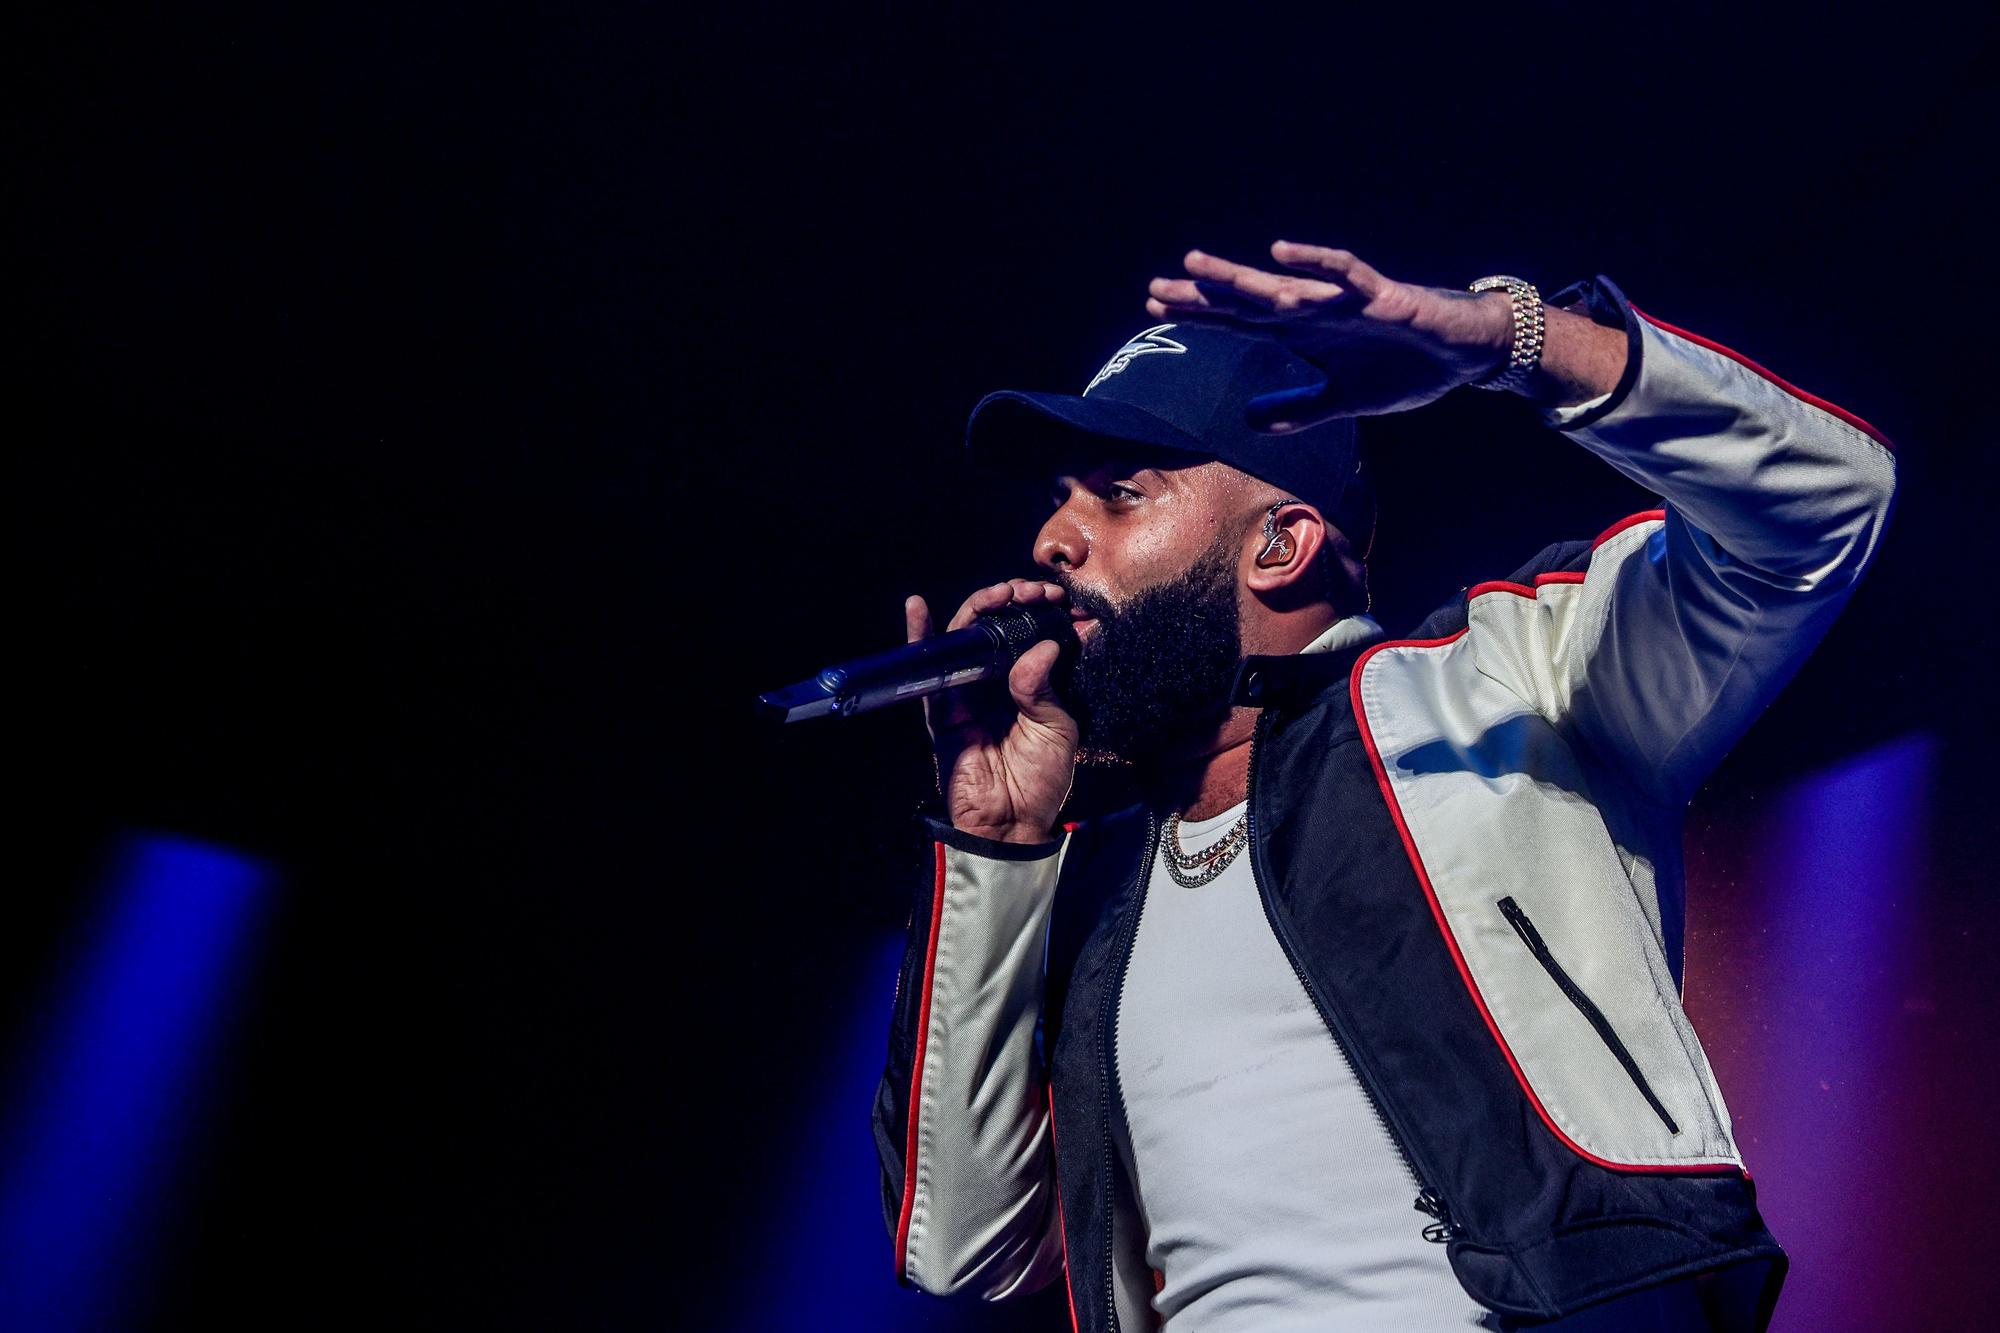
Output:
[872, 276, 1899, 1330]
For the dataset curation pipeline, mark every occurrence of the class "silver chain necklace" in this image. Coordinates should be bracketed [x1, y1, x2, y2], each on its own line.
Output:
[1160, 807, 1250, 888]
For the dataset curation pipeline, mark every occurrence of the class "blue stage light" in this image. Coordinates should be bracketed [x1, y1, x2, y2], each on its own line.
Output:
[0, 834, 274, 1332]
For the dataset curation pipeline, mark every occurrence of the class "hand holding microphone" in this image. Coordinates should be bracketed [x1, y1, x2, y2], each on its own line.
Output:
[907, 579, 1080, 846]
[752, 578, 1081, 845]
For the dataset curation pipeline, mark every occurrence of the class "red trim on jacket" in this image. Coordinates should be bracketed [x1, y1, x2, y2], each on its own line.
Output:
[1466, 579, 1538, 602]
[1466, 512, 1664, 605]
[1350, 630, 1743, 1176]
[1591, 508, 1667, 549]
[1046, 1081, 1083, 1333]
[894, 843, 951, 1274]
[1633, 307, 1894, 452]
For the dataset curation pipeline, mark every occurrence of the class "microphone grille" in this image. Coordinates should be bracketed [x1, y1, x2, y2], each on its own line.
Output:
[982, 600, 1076, 663]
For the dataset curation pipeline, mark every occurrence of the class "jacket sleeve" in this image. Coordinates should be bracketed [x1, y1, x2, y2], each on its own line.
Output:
[1467, 275, 1900, 808]
[872, 816, 1069, 1298]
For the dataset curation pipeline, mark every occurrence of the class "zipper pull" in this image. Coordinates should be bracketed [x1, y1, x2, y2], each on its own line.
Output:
[1413, 1186, 1462, 1244]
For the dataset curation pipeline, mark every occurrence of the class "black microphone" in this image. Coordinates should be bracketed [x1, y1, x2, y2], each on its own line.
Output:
[756, 601, 1077, 723]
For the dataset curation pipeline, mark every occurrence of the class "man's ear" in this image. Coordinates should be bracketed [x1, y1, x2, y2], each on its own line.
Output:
[1245, 502, 1328, 598]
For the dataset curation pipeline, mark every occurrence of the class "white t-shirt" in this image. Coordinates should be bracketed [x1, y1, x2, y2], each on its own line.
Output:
[1111, 799, 1496, 1332]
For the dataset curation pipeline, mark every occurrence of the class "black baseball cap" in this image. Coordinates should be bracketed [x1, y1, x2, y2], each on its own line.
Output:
[965, 321, 1376, 557]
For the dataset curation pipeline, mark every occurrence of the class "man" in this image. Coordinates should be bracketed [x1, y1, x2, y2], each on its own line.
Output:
[872, 242, 1897, 1331]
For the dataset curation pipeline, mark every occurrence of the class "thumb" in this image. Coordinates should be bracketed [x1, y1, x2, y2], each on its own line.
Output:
[1007, 640, 1077, 737]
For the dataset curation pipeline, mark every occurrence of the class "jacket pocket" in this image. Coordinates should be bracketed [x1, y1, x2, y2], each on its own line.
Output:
[1495, 896, 1679, 1136]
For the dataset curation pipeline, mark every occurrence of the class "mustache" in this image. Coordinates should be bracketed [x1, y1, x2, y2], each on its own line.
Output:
[1051, 573, 1118, 623]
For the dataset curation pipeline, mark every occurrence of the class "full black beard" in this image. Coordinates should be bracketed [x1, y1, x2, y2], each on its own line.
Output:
[1056, 535, 1244, 767]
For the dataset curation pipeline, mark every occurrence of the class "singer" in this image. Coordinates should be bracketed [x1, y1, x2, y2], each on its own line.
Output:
[872, 244, 1897, 1331]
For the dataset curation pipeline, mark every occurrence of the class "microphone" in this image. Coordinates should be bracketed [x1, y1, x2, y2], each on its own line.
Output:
[756, 601, 1077, 723]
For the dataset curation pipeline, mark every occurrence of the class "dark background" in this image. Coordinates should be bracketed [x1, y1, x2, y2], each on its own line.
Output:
[14, 3, 1996, 1328]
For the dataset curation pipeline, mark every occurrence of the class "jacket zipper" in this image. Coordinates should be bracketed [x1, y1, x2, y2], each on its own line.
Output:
[1496, 895, 1680, 1135]
[1245, 708, 1465, 1245]
[1099, 811, 1158, 1333]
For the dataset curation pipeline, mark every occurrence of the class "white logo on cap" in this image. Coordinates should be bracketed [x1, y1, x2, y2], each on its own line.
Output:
[1084, 324, 1187, 395]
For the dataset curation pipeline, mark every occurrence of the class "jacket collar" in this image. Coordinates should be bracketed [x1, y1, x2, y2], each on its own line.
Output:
[1229, 613, 1386, 709]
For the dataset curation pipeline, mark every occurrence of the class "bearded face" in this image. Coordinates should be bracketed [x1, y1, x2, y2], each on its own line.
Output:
[1055, 530, 1245, 767]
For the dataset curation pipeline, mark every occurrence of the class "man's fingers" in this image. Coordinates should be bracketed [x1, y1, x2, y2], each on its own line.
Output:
[1006, 577, 1065, 603]
[945, 581, 1016, 633]
[1270, 240, 1355, 275]
[1148, 276, 1204, 307]
[905, 594, 932, 644]
[1185, 249, 1342, 307]
[1146, 279, 1272, 326]
[1180, 250, 1351, 316]
[1271, 240, 1381, 301]
[1008, 640, 1076, 735]
[1148, 276, 1271, 317]
[1147, 296, 1257, 324]
[944, 579, 1067, 634]
[1184, 248, 1286, 302]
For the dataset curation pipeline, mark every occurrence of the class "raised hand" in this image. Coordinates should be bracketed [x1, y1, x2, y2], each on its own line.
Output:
[905, 579, 1079, 845]
[1146, 242, 1516, 427]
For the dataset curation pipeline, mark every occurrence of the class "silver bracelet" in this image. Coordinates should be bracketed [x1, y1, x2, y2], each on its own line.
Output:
[1467, 275, 1545, 393]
